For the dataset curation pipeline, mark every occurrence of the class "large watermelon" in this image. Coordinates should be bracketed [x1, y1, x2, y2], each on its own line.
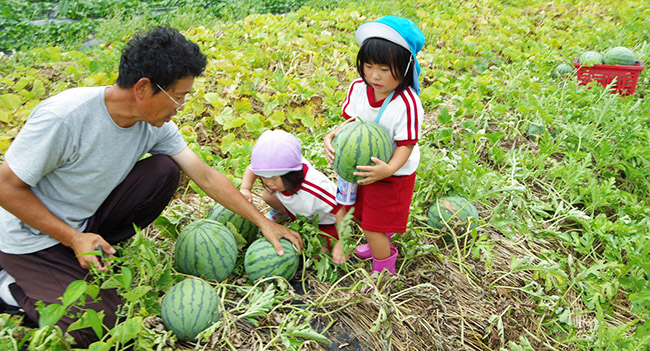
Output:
[161, 278, 221, 341]
[206, 203, 259, 244]
[603, 47, 636, 66]
[427, 196, 479, 231]
[551, 63, 573, 78]
[332, 119, 393, 184]
[578, 51, 603, 66]
[244, 238, 299, 282]
[174, 219, 237, 282]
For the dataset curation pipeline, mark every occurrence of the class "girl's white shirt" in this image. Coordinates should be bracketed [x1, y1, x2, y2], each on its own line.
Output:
[341, 78, 423, 176]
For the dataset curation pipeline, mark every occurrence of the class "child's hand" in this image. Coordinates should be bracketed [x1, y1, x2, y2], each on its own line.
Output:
[323, 131, 336, 164]
[240, 188, 253, 203]
[332, 240, 347, 264]
[354, 157, 394, 185]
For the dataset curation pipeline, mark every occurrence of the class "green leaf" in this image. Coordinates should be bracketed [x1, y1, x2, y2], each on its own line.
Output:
[61, 280, 88, 308]
[122, 285, 152, 303]
[38, 303, 66, 327]
[437, 107, 452, 125]
[0, 94, 22, 111]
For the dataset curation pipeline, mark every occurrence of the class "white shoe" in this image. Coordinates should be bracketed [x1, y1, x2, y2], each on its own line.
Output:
[0, 269, 18, 307]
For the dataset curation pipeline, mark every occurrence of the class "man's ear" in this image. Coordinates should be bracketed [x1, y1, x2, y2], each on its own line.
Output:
[133, 78, 152, 101]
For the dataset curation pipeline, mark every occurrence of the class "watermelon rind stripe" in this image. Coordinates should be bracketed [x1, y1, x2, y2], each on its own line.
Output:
[244, 238, 299, 282]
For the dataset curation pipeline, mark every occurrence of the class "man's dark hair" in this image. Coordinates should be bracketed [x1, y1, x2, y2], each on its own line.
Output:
[356, 37, 413, 94]
[116, 26, 207, 92]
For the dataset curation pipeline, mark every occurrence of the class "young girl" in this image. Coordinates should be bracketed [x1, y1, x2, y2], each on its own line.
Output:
[324, 16, 425, 274]
[241, 130, 348, 264]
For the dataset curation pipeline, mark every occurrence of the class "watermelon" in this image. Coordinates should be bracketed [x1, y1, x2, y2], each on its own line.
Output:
[578, 51, 603, 66]
[174, 219, 237, 282]
[603, 47, 636, 66]
[332, 119, 393, 184]
[206, 203, 259, 244]
[551, 63, 573, 78]
[161, 278, 221, 341]
[244, 238, 299, 282]
[526, 123, 545, 141]
[427, 196, 479, 231]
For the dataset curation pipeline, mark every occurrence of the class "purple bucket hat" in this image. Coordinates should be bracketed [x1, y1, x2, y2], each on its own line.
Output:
[250, 130, 303, 178]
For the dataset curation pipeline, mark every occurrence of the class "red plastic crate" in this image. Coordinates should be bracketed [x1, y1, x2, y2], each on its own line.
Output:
[573, 57, 645, 96]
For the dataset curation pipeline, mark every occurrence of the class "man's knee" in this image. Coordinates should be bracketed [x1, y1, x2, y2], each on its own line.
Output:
[144, 154, 181, 187]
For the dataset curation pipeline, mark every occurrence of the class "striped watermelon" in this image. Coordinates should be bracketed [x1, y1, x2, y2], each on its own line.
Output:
[161, 278, 221, 341]
[206, 203, 259, 244]
[427, 195, 479, 231]
[603, 47, 636, 66]
[174, 219, 237, 282]
[551, 63, 573, 78]
[244, 238, 299, 282]
[332, 119, 393, 184]
[578, 51, 603, 66]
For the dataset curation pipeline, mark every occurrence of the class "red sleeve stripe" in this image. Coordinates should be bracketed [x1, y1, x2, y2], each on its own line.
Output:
[342, 78, 365, 117]
[401, 88, 420, 140]
[299, 180, 337, 208]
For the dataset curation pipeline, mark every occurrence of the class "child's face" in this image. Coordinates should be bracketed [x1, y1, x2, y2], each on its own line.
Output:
[363, 62, 401, 101]
[260, 176, 286, 192]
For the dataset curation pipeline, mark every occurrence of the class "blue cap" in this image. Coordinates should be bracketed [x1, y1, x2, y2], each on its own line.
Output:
[356, 16, 425, 94]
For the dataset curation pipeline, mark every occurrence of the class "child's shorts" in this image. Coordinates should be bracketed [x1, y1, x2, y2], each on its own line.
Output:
[319, 224, 339, 250]
[352, 172, 416, 233]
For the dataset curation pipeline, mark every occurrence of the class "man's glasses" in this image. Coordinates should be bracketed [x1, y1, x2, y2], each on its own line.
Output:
[154, 82, 191, 108]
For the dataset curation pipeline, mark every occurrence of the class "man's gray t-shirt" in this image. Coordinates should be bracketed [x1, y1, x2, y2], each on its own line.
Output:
[0, 87, 187, 254]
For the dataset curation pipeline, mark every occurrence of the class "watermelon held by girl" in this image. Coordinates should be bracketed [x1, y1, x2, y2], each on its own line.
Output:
[427, 195, 479, 231]
[244, 238, 300, 282]
[578, 51, 603, 66]
[174, 219, 238, 282]
[551, 63, 574, 78]
[332, 118, 393, 184]
[603, 47, 636, 66]
[161, 278, 221, 341]
[206, 203, 259, 245]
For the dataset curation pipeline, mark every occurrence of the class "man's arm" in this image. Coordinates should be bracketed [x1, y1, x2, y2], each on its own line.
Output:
[0, 162, 114, 271]
[171, 147, 303, 255]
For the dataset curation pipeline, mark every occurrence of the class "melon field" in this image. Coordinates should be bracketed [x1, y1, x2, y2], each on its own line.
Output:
[1, 0, 650, 350]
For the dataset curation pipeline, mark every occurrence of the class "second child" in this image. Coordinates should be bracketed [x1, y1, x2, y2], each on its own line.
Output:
[241, 130, 348, 263]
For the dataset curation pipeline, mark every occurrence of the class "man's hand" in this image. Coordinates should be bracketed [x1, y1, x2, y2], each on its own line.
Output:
[259, 221, 303, 256]
[70, 233, 116, 272]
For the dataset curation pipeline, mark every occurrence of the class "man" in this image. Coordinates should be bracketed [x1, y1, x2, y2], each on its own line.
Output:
[0, 26, 302, 347]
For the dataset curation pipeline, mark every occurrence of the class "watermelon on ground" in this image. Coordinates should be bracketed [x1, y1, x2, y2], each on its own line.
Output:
[551, 63, 574, 78]
[527, 123, 545, 141]
[428, 196, 479, 231]
[578, 51, 603, 66]
[244, 238, 299, 282]
[603, 47, 636, 66]
[161, 278, 221, 341]
[206, 203, 259, 245]
[174, 219, 237, 282]
[332, 118, 393, 184]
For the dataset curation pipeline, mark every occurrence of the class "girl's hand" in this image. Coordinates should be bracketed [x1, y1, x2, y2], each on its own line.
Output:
[323, 131, 336, 164]
[332, 241, 347, 264]
[354, 157, 394, 185]
[240, 188, 253, 203]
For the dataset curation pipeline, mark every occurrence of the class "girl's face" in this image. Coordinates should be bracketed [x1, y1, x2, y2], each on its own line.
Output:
[260, 176, 286, 192]
[363, 62, 401, 101]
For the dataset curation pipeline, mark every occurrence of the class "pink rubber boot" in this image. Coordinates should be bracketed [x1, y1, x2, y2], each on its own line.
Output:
[372, 246, 399, 274]
[355, 233, 393, 259]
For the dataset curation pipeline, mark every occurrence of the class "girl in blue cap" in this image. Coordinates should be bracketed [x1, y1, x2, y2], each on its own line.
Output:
[324, 16, 425, 274]
[241, 130, 349, 263]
